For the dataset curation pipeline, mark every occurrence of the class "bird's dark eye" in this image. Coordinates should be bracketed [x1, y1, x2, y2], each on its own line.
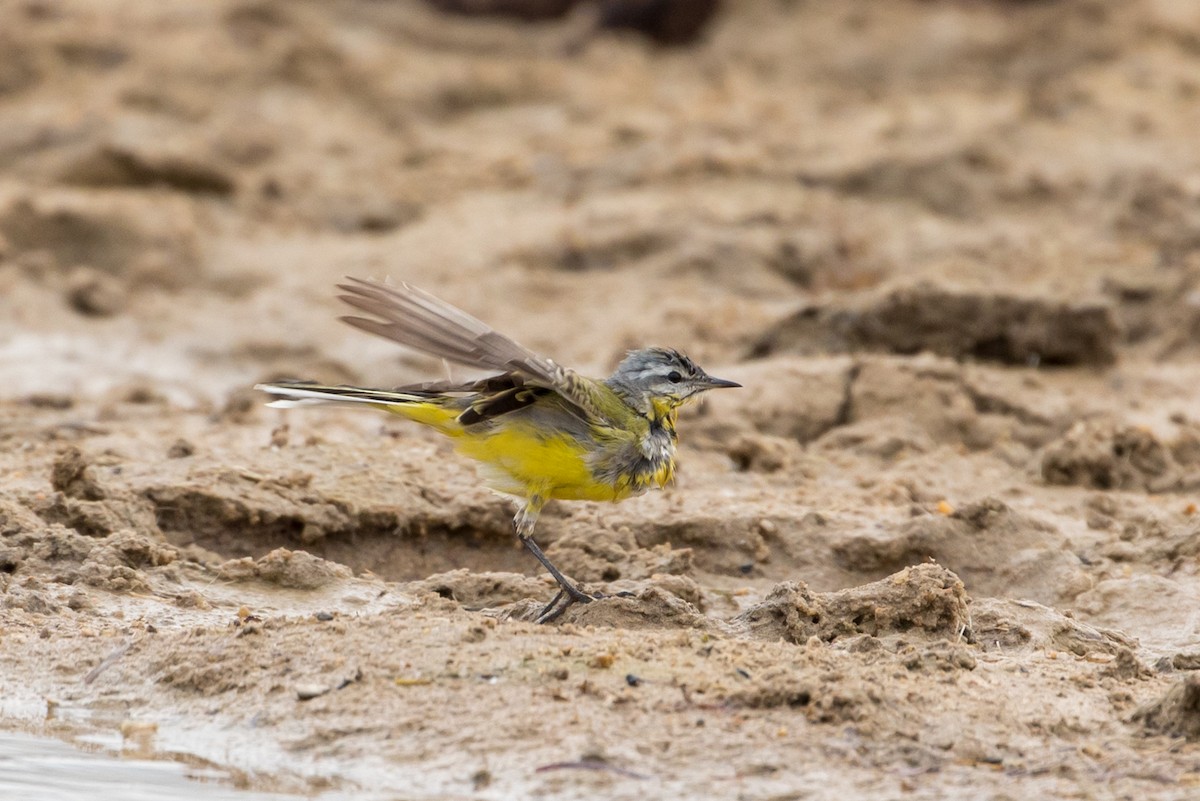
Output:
[667, 370, 683, 383]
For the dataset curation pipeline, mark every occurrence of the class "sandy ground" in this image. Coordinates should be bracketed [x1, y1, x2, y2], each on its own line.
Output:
[4, 0, 1200, 798]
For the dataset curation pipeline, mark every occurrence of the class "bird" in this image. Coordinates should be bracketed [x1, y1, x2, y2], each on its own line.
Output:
[255, 278, 740, 622]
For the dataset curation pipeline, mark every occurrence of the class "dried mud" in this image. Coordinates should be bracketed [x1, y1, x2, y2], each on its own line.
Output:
[4, 1, 1200, 799]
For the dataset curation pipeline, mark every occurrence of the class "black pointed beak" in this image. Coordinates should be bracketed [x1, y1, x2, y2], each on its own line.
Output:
[701, 375, 742, 389]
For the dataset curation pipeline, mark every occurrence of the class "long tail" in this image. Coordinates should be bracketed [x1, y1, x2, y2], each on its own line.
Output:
[255, 381, 462, 432]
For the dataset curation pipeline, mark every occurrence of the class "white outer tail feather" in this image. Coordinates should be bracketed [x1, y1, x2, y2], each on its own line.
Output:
[264, 398, 337, 409]
[254, 383, 411, 409]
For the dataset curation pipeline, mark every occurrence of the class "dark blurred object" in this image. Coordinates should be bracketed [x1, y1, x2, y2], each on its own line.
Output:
[424, 0, 576, 20]
[597, 0, 719, 45]
[424, 0, 721, 45]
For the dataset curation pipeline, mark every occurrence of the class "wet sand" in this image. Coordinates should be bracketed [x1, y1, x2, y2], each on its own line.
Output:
[3, 1, 1200, 798]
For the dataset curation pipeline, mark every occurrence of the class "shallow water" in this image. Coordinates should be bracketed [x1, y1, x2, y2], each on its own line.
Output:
[0, 731, 298, 801]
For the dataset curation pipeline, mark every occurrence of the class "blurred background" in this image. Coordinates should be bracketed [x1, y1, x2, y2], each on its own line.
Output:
[3, 0, 1199, 405]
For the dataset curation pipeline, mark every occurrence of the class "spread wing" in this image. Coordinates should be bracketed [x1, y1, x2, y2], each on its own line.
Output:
[337, 277, 615, 425]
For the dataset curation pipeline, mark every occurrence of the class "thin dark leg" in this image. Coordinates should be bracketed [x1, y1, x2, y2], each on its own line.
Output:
[520, 535, 592, 603]
[515, 497, 595, 623]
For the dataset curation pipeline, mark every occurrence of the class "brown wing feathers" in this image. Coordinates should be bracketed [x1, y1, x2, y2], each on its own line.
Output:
[338, 279, 559, 384]
[337, 278, 616, 426]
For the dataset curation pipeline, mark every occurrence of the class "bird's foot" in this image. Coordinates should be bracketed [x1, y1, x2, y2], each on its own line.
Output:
[535, 583, 596, 624]
[534, 586, 639, 624]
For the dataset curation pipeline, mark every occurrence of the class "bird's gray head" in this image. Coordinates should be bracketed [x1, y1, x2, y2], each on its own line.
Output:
[605, 347, 740, 414]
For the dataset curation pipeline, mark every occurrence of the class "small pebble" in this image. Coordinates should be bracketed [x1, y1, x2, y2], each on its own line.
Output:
[66, 266, 126, 317]
[296, 683, 330, 701]
[588, 653, 615, 669]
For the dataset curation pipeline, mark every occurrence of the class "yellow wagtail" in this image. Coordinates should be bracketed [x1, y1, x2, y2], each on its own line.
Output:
[256, 278, 740, 621]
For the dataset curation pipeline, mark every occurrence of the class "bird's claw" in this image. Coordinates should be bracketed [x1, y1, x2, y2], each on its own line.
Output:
[534, 586, 639, 624]
[535, 584, 597, 624]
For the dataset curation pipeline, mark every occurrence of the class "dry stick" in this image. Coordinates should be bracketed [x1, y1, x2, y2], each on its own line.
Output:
[535, 760, 650, 780]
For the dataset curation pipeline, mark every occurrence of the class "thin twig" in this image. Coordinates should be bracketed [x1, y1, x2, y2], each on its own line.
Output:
[535, 760, 649, 780]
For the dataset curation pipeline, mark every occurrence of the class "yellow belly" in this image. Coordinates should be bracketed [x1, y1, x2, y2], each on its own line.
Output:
[454, 424, 627, 503]
[384, 399, 665, 503]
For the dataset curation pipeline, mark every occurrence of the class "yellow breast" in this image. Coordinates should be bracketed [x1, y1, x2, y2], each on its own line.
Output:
[454, 424, 620, 502]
